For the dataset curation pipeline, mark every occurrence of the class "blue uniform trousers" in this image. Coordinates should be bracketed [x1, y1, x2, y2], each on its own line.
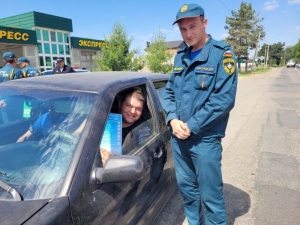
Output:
[171, 136, 226, 225]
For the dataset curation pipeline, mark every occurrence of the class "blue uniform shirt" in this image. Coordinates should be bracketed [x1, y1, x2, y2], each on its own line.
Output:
[0, 64, 22, 83]
[162, 35, 238, 138]
[32, 112, 67, 138]
[22, 65, 41, 78]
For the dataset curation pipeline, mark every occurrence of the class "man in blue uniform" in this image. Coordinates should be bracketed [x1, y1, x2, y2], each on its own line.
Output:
[162, 3, 237, 225]
[0, 52, 22, 83]
[17, 57, 41, 77]
[52, 57, 75, 74]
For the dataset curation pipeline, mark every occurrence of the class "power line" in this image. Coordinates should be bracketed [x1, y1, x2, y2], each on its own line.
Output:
[218, 0, 232, 12]
[264, 25, 300, 43]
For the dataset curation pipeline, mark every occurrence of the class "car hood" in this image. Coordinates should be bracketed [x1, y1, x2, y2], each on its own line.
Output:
[0, 198, 50, 224]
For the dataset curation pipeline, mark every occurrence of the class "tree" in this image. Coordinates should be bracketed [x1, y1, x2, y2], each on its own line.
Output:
[285, 45, 296, 62]
[94, 21, 136, 71]
[224, 1, 265, 72]
[294, 39, 300, 62]
[145, 29, 173, 74]
[258, 42, 285, 66]
[129, 49, 145, 71]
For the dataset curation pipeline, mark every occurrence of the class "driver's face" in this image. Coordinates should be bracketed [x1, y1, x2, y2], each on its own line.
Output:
[120, 95, 143, 128]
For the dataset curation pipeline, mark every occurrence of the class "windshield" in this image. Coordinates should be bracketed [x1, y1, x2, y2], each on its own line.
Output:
[0, 87, 95, 200]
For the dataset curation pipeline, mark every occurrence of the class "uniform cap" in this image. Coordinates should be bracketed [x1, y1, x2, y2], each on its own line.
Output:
[172, 3, 205, 25]
[17, 57, 29, 64]
[3, 51, 16, 59]
[57, 57, 64, 63]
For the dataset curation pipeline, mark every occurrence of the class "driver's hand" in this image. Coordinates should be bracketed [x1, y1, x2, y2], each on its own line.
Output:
[100, 147, 113, 165]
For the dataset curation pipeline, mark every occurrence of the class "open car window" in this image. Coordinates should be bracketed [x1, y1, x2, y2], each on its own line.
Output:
[99, 85, 157, 163]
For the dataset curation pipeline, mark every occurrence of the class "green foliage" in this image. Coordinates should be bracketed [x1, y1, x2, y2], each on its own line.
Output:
[291, 39, 300, 62]
[285, 45, 296, 62]
[258, 40, 300, 66]
[239, 66, 271, 76]
[295, 41, 300, 62]
[145, 29, 173, 74]
[130, 50, 145, 71]
[224, 1, 264, 72]
[93, 20, 136, 71]
[258, 42, 285, 66]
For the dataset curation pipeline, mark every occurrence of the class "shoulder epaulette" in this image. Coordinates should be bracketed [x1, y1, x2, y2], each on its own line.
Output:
[213, 40, 230, 50]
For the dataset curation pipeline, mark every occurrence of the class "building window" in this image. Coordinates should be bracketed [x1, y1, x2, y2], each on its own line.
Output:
[36, 29, 71, 71]
[58, 45, 64, 55]
[37, 43, 43, 54]
[57, 32, 63, 43]
[64, 33, 69, 43]
[44, 43, 50, 54]
[66, 57, 71, 66]
[39, 56, 44, 66]
[42, 30, 49, 41]
[45, 57, 52, 67]
[65, 45, 70, 55]
[51, 44, 58, 54]
[36, 29, 41, 41]
[50, 31, 56, 42]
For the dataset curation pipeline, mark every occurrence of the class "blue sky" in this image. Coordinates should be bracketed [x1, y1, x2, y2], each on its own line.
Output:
[1, 0, 299, 57]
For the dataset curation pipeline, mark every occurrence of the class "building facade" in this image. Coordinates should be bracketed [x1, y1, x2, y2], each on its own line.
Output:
[0, 12, 107, 71]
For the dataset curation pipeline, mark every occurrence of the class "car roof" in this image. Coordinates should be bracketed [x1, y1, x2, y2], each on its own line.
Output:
[0, 72, 169, 93]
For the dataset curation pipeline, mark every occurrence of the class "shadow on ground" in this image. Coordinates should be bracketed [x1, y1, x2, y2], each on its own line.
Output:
[152, 183, 250, 225]
[224, 183, 251, 225]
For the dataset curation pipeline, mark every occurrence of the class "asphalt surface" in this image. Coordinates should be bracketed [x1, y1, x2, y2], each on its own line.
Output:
[153, 67, 300, 225]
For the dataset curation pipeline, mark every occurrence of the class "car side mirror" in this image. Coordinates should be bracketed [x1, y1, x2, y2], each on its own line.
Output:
[91, 155, 145, 185]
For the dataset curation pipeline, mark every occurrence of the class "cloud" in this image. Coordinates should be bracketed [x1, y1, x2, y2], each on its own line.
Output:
[222, 33, 229, 38]
[288, 0, 300, 4]
[160, 27, 179, 34]
[264, 0, 279, 11]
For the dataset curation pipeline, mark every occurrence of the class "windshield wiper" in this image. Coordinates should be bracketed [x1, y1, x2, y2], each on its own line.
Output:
[0, 170, 7, 176]
[0, 180, 22, 201]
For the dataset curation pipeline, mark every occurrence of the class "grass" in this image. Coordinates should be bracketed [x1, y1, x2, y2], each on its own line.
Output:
[238, 67, 272, 76]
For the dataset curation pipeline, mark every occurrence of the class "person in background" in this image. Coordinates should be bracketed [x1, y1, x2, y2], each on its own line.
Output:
[17, 57, 41, 77]
[0, 52, 22, 83]
[162, 3, 238, 225]
[52, 57, 75, 74]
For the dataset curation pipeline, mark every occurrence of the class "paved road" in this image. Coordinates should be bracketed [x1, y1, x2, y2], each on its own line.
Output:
[153, 67, 300, 225]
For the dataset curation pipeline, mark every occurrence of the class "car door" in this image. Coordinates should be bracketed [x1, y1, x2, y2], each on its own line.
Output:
[69, 80, 171, 225]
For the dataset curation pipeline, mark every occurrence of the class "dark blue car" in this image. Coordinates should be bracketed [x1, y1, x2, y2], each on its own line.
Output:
[0, 72, 176, 225]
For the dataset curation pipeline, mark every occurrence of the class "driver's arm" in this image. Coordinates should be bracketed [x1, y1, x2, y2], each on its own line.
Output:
[17, 130, 32, 143]
[73, 119, 87, 136]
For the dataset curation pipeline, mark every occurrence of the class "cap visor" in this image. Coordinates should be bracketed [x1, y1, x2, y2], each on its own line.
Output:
[172, 15, 202, 25]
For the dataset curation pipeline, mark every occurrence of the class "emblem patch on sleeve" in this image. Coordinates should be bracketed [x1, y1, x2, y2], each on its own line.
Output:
[223, 51, 235, 75]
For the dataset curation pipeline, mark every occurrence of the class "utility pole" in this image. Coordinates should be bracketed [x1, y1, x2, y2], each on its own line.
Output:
[253, 31, 261, 63]
[266, 45, 270, 66]
[264, 44, 267, 67]
[266, 44, 270, 67]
